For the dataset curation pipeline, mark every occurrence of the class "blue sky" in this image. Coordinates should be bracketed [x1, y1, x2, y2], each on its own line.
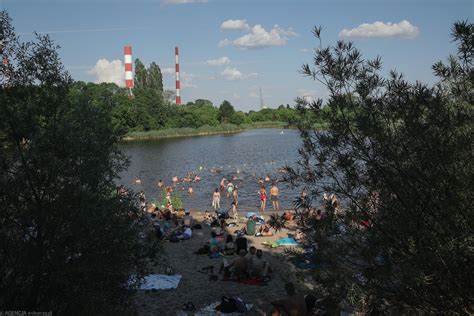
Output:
[2, 0, 472, 111]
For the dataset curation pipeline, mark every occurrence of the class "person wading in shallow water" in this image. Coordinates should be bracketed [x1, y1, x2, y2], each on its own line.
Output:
[259, 185, 267, 213]
[270, 182, 280, 211]
[212, 188, 221, 210]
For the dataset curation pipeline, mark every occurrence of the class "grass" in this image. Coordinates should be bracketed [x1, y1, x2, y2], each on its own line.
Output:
[123, 121, 294, 141]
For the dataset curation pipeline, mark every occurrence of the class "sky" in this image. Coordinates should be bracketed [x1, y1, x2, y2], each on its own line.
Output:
[2, 0, 472, 111]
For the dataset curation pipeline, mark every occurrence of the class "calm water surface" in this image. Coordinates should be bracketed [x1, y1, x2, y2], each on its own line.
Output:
[119, 129, 303, 212]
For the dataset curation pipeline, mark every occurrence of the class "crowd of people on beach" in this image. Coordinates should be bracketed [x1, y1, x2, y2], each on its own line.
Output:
[118, 170, 348, 315]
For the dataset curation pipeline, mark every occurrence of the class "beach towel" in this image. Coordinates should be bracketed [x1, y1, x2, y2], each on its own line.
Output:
[261, 241, 279, 248]
[276, 237, 299, 246]
[139, 274, 182, 290]
[194, 301, 253, 316]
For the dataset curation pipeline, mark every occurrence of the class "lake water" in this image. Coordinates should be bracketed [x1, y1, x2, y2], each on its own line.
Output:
[119, 129, 304, 212]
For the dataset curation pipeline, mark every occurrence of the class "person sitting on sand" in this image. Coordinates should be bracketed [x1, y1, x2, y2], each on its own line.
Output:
[256, 224, 273, 237]
[271, 282, 307, 316]
[250, 249, 271, 278]
[182, 210, 194, 227]
[282, 211, 295, 221]
[181, 226, 192, 240]
[224, 234, 236, 255]
[222, 250, 248, 280]
[295, 229, 305, 242]
[245, 246, 257, 268]
[235, 233, 248, 254]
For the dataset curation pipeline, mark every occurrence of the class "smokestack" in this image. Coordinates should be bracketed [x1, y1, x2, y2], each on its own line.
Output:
[124, 46, 134, 97]
[175, 46, 181, 105]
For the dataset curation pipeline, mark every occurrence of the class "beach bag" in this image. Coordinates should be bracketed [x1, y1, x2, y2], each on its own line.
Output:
[195, 244, 210, 255]
[220, 296, 237, 313]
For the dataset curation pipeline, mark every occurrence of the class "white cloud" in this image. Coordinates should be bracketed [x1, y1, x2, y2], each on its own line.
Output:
[221, 67, 258, 80]
[339, 20, 419, 39]
[297, 89, 317, 103]
[161, 67, 175, 76]
[206, 56, 231, 66]
[219, 24, 297, 49]
[220, 19, 250, 31]
[300, 48, 310, 53]
[87, 59, 124, 87]
[162, 0, 207, 5]
[181, 72, 197, 88]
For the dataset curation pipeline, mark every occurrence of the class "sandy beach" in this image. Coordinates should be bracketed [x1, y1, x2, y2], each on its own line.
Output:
[134, 211, 314, 315]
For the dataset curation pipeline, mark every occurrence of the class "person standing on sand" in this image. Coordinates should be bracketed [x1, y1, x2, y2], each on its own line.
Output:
[212, 188, 221, 210]
[270, 182, 280, 211]
[259, 185, 267, 213]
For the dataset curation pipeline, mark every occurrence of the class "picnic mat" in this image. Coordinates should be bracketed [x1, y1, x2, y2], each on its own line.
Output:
[139, 274, 182, 290]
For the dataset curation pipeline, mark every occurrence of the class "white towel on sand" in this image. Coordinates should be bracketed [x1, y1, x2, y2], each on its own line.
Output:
[139, 274, 182, 290]
[193, 302, 253, 316]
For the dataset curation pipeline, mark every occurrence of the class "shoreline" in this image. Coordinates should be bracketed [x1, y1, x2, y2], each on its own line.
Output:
[122, 123, 327, 141]
[122, 122, 293, 141]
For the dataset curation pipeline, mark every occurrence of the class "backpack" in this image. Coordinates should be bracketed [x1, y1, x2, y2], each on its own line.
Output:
[220, 296, 237, 313]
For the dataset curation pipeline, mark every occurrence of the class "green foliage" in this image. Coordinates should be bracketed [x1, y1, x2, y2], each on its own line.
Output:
[286, 22, 474, 313]
[218, 100, 235, 123]
[134, 58, 147, 89]
[161, 191, 183, 209]
[148, 62, 164, 95]
[267, 214, 287, 233]
[0, 11, 152, 313]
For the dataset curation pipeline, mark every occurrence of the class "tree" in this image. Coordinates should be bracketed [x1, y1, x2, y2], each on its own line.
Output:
[134, 58, 147, 89]
[147, 62, 163, 95]
[195, 99, 213, 107]
[229, 111, 246, 125]
[163, 89, 176, 103]
[286, 22, 473, 314]
[218, 100, 235, 123]
[0, 11, 152, 313]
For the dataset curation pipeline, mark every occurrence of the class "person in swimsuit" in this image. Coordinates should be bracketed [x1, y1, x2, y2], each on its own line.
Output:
[270, 182, 280, 211]
[259, 185, 267, 213]
[220, 177, 226, 192]
[226, 181, 234, 198]
[212, 188, 221, 210]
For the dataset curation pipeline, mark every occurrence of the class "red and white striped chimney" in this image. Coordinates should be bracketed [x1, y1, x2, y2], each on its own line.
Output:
[175, 46, 181, 105]
[124, 46, 134, 97]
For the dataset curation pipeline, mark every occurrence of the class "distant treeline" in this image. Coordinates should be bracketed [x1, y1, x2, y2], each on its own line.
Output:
[70, 59, 326, 136]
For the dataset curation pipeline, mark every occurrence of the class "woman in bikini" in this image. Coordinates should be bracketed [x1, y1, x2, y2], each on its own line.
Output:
[259, 185, 267, 213]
